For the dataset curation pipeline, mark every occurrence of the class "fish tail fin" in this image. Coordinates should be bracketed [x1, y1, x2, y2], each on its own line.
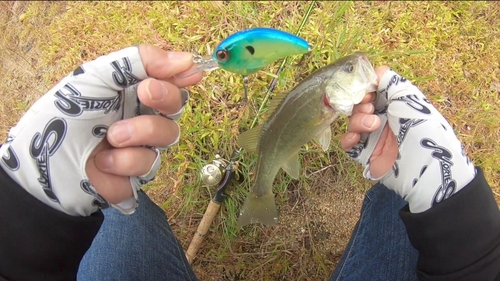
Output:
[237, 190, 278, 227]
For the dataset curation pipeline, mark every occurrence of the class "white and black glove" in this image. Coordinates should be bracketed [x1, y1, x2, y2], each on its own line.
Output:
[0, 46, 192, 216]
[347, 70, 476, 213]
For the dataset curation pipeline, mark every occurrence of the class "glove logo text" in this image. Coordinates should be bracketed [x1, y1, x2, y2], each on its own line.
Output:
[420, 138, 457, 205]
[392, 94, 431, 115]
[54, 83, 122, 116]
[80, 180, 110, 209]
[397, 118, 426, 145]
[1, 135, 20, 171]
[110, 57, 141, 87]
[92, 125, 108, 138]
[385, 74, 407, 93]
[29, 118, 67, 203]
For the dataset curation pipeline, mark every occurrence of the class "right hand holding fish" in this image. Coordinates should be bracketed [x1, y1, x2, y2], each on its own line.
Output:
[342, 66, 476, 213]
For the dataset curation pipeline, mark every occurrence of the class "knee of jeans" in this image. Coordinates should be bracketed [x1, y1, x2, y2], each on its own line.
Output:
[365, 183, 396, 203]
[137, 190, 168, 216]
[365, 183, 406, 209]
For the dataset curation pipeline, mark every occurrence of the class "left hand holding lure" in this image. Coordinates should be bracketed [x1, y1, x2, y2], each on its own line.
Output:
[0, 45, 202, 216]
[178, 27, 312, 102]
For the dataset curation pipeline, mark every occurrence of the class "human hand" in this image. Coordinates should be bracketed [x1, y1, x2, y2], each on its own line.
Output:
[341, 66, 476, 213]
[0, 45, 202, 216]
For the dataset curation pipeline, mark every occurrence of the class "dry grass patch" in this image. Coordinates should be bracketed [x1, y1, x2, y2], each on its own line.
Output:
[1, 1, 499, 280]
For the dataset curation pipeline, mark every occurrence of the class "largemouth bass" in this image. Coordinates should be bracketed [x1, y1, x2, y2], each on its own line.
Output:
[237, 53, 378, 227]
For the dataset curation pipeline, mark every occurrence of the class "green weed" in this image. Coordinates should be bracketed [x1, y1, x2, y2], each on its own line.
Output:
[1, 1, 499, 280]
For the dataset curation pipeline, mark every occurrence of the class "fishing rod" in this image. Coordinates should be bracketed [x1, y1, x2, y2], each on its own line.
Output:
[185, 150, 241, 264]
[185, 0, 317, 265]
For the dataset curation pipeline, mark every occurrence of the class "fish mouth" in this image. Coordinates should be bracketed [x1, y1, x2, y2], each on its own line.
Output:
[324, 54, 378, 115]
[350, 53, 377, 85]
[345, 54, 378, 102]
[357, 55, 378, 91]
[323, 93, 334, 109]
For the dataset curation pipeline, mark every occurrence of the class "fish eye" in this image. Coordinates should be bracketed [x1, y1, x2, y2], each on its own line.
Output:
[343, 62, 354, 73]
[216, 50, 229, 62]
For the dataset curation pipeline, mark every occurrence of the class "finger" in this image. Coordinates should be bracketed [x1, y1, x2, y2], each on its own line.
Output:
[85, 158, 133, 204]
[347, 113, 381, 133]
[375, 66, 390, 81]
[166, 71, 203, 88]
[94, 147, 157, 176]
[369, 126, 398, 178]
[360, 92, 376, 104]
[341, 132, 361, 151]
[107, 115, 180, 148]
[137, 78, 184, 115]
[138, 44, 202, 83]
[352, 103, 374, 115]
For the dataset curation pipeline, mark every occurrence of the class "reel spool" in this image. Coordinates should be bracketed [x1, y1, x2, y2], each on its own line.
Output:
[200, 154, 230, 186]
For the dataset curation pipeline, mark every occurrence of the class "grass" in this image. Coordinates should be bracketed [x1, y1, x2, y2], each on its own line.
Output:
[1, 1, 499, 280]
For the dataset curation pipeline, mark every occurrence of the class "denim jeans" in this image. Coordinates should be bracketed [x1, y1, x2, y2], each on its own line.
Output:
[329, 184, 419, 281]
[78, 185, 418, 281]
[77, 191, 197, 281]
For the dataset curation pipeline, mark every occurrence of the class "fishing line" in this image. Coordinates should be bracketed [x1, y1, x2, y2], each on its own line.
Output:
[185, 0, 317, 264]
[250, 0, 316, 129]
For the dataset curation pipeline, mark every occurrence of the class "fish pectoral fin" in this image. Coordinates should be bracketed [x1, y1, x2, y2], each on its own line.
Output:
[280, 152, 300, 179]
[237, 124, 263, 152]
[238, 190, 278, 227]
[315, 126, 332, 151]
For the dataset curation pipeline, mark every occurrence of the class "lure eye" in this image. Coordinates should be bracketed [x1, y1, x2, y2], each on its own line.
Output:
[343, 63, 354, 73]
[216, 50, 229, 62]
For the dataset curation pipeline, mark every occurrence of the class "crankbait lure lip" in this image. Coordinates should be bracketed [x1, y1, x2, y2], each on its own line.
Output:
[175, 54, 220, 79]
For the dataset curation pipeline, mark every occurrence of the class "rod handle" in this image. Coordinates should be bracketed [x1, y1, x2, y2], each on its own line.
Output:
[185, 200, 221, 264]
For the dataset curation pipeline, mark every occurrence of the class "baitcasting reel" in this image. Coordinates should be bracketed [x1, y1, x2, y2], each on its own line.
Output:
[186, 150, 241, 264]
[200, 154, 232, 187]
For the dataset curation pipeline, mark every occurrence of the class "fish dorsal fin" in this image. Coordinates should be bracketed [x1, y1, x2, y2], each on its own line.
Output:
[237, 124, 264, 152]
[280, 151, 300, 179]
[265, 92, 289, 116]
[315, 126, 332, 151]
